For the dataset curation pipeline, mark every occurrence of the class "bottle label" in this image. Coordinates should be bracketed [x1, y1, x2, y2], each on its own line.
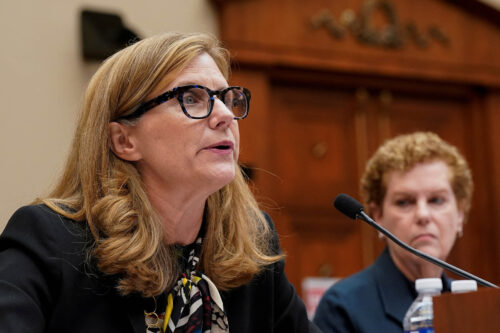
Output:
[404, 329, 434, 333]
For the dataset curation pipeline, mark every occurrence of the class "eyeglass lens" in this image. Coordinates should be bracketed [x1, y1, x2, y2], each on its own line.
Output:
[181, 87, 247, 118]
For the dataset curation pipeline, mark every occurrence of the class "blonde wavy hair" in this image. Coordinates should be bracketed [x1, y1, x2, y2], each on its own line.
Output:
[37, 32, 282, 297]
[360, 131, 473, 219]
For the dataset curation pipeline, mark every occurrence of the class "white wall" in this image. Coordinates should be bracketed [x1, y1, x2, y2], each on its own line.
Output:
[0, 1, 218, 230]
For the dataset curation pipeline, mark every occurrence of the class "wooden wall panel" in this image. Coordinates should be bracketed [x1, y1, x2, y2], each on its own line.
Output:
[215, 0, 500, 86]
[483, 91, 500, 280]
[269, 81, 364, 290]
[271, 84, 359, 208]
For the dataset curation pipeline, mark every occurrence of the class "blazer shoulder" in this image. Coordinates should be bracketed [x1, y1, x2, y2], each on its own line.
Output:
[261, 211, 282, 255]
[2, 204, 91, 257]
[330, 263, 378, 296]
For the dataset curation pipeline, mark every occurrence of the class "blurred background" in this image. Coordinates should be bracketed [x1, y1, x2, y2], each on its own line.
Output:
[1, 0, 499, 311]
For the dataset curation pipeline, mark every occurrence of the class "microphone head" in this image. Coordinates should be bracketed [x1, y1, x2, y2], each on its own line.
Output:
[334, 193, 364, 219]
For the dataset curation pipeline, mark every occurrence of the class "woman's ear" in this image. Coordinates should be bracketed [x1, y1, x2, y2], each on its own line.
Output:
[368, 203, 386, 240]
[369, 202, 383, 222]
[109, 122, 142, 161]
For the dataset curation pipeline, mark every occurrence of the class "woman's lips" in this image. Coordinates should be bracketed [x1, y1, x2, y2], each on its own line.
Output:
[412, 233, 437, 243]
[203, 141, 234, 155]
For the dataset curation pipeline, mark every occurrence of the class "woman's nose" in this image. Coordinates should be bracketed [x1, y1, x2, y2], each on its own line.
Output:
[415, 201, 431, 224]
[209, 98, 234, 129]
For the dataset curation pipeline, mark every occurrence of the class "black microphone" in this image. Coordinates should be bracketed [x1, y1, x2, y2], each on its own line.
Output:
[334, 193, 498, 288]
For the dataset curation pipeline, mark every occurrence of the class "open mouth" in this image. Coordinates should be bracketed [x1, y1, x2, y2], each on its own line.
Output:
[213, 144, 231, 150]
[206, 141, 233, 150]
[204, 141, 234, 154]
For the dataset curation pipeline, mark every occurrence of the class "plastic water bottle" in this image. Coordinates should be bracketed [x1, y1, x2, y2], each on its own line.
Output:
[403, 278, 443, 333]
[451, 280, 477, 293]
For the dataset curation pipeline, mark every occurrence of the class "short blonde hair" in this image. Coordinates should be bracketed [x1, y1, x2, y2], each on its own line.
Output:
[38, 32, 281, 297]
[360, 132, 473, 218]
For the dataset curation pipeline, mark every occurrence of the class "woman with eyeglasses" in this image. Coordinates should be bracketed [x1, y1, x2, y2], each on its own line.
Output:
[0, 32, 318, 333]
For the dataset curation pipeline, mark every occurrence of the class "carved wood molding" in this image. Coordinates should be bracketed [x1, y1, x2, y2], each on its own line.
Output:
[310, 0, 449, 49]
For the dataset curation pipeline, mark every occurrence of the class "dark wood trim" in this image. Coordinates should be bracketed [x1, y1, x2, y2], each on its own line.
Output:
[446, 0, 500, 27]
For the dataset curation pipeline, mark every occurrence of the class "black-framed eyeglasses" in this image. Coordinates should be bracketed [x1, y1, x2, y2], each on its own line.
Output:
[117, 85, 251, 121]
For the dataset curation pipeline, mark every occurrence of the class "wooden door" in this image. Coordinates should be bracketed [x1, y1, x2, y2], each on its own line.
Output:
[270, 81, 364, 288]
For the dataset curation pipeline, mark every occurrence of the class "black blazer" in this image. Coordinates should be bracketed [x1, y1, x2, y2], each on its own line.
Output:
[313, 248, 452, 333]
[0, 205, 319, 332]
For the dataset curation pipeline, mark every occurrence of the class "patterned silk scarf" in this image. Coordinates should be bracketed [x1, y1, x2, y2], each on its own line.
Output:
[145, 235, 229, 333]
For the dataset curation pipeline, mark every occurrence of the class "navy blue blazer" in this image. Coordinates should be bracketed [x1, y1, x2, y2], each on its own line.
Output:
[313, 248, 451, 333]
[0, 204, 319, 332]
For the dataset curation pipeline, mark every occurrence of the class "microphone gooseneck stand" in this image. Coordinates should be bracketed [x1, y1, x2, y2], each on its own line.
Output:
[334, 193, 499, 289]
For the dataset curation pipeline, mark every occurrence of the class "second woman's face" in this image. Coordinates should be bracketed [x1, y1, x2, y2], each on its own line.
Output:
[131, 53, 240, 197]
[373, 160, 464, 263]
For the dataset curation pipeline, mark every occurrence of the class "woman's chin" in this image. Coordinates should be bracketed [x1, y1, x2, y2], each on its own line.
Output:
[414, 244, 445, 261]
[206, 169, 236, 191]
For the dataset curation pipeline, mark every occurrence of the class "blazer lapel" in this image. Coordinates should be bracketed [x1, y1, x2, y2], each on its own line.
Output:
[374, 249, 415, 326]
